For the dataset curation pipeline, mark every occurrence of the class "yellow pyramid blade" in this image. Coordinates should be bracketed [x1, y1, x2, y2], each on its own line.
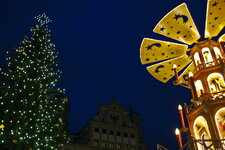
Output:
[177, 62, 196, 86]
[140, 38, 188, 64]
[147, 55, 191, 83]
[205, 0, 225, 38]
[219, 34, 225, 42]
[153, 3, 200, 45]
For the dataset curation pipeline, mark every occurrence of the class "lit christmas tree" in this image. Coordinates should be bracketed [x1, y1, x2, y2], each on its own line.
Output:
[0, 14, 68, 150]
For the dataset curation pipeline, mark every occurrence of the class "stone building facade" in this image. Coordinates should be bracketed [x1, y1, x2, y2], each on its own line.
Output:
[62, 101, 147, 150]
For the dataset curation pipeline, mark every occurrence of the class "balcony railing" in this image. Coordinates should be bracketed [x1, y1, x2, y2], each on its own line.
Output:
[156, 144, 168, 150]
[186, 139, 225, 150]
[211, 91, 225, 100]
[195, 57, 225, 71]
[158, 139, 225, 150]
[185, 91, 225, 114]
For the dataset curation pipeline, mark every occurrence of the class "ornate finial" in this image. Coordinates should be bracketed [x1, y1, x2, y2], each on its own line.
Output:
[35, 13, 52, 25]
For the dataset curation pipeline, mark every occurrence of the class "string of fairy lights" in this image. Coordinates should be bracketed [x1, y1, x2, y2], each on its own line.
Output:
[0, 14, 68, 149]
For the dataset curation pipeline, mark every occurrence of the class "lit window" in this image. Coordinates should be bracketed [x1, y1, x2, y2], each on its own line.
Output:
[213, 47, 222, 59]
[109, 143, 113, 148]
[195, 80, 204, 97]
[202, 47, 213, 64]
[215, 107, 225, 140]
[101, 142, 106, 147]
[194, 116, 212, 150]
[194, 52, 201, 66]
[207, 73, 225, 94]
[117, 144, 121, 149]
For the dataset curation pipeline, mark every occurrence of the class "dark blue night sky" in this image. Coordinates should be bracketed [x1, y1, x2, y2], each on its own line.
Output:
[0, 0, 212, 149]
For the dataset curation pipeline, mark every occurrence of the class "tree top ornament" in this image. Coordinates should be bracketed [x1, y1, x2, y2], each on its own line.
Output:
[35, 13, 52, 25]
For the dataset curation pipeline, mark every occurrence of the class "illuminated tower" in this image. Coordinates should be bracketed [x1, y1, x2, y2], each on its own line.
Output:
[140, 0, 225, 149]
[184, 40, 225, 150]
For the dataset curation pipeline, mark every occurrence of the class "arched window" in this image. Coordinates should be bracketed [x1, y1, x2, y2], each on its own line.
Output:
[194, 116, 212, 150]
[194, 52, 201, 66]
[202, 47, 213, 65]
[213, 47, 222, 59]
[207, 73, 225, 93]
[195, 80, 204, 97]
[215, 108, 225, 139]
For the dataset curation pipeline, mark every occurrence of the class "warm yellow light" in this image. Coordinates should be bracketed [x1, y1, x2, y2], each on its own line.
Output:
[173, 64, 177, 69]
[175, 128, 180, 135]
[178, 105, 182, 110]
[12, 140, 17, 143]
[210, 85, 216, 92]
[0, 124, 4, 129]
[195, 80, 203, 90]
[189, 72, 193, 77]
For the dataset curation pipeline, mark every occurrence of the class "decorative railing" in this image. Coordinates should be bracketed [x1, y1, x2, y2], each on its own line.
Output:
[181, 141, 192, 150]
[195, 57, 225, 71]
[176, 139, 225, 150]
[185, 103, 197, 114]
[185, 91, 225, 114]
[211, 91, 225, 100]
[156, 144, 168, 150]
[193, 139, 225, 150]
[194, 139, 214, 150]
[157, 139, 225, 150]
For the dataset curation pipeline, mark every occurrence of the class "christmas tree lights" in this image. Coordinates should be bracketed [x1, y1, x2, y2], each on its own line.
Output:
[0, 14, 68, 149]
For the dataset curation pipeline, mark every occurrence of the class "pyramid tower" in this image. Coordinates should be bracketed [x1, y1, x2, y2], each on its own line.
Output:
[140, 1, 225, 149]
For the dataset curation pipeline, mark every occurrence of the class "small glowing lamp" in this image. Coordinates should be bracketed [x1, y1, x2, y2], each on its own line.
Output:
[178, 105, 182, 110]
[175, 128, 180, 135]
[12, 140, 17, 143]
[173, 64, 177, 69]
[175, 128, 183, 149]
[189, 72, 193, 78]
[0, 124, 4, 129]
[178, 104, 186, 128]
